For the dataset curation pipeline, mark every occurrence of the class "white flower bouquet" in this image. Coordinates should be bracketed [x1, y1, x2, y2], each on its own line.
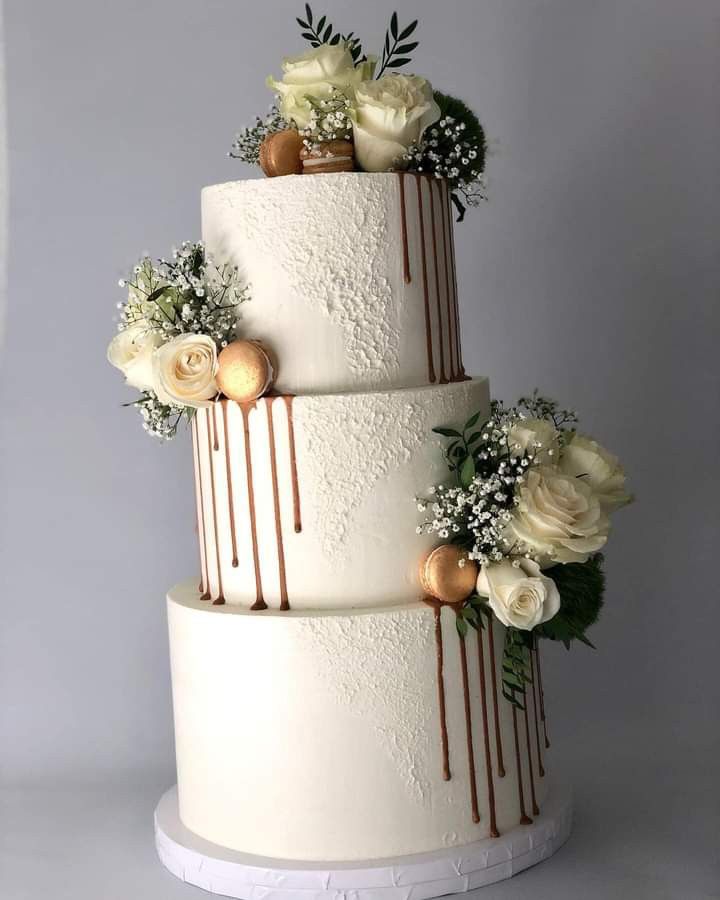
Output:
[417, 392, 632, 706]
[107, 242, 249, 439]
[230, 6, 487, 219]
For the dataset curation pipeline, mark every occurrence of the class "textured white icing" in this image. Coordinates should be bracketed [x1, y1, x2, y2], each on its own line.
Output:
[202, 173, 463, 394]
[194, 378, 490, 610]
[168, 585, 550, 861]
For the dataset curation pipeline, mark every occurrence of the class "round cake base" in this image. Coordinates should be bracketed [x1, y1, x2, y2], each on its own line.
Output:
[154, 784, 572, 899]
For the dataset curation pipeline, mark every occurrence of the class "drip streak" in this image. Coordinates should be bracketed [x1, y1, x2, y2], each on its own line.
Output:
[239, 402, 266, 611]
[523, 693, 540, 815]
[220, 401, 239, 567]
[265, 399, 290, 611]
[428, 177, 447, 383]
[283, 396, 302, 533]
[476, 628, 499, 836]
[535, 644, 550, 748]
[415, 175, 436, 383]
[398, 173, 411, 284]
[205, 407, 225, 604]
[445, 182, 467, 378]
[192, 417, 210, 600]
[512, 704, 532, 825]
[433, 606, 451, 780]
[487, 620, 506, 776]
[530, 648, 545, 777]
[438, 179, 457, 379]
[458, 625, 480, 823]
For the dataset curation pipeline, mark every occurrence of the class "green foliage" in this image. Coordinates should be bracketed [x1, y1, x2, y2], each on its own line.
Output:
[502, 627, 533, 709]
[434, 91, 486, 173]
[296, 5, 365, 63]
[537, 555, 606, 649]
[376, 12, 419, 77]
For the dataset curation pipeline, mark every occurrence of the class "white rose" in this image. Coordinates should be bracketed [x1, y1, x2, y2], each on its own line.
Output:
[106, 322, 162, 392]
[559, 434, 632, 512]
[350, 73, 441, 172]
[267, 45, 373, 129]
[507, 466, 609, 565]
[152, 334, 219, 408]
[508, 417, 560, 463]
[476, 558, 560, 631]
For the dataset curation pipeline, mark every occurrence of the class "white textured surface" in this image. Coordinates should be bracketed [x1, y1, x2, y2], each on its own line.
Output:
[202, 173, 460, 394]
[195, 379, 490, 610]
[154, 783, 572, 900]
[168, 589, 549, 862]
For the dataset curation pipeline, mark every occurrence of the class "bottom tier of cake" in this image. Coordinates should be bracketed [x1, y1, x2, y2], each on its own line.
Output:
[168, 581, 553, 863]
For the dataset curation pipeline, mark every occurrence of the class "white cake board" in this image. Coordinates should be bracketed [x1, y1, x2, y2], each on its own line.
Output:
[155, 784, 572, 899]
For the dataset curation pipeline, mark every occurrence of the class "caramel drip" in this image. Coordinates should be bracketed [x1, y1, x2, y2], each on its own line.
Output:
[192, 417, 210, 601]
[445, 182, 468, 380]
[415, 175, 436, 383]
[283, 395, 302, 533]
[428, 177, 447, 384]
[512, 704, 533, 825]
[438, 179, 457, 380]
[530, 648, 545, 777]
[535, 644, 550, 748]
[476, 629, 499, 837]
[210, 400, 220, 451]
[457, 616, 480, 824]
[220, 401, 239, 568]
[265, 399, 290, 611]
[523, 693, 540, 816]
[487, 619, 506, 777]
[432, 604, 451, 781]
[239, 402, 266, 611]
[398, 173, 411, 284]
[205, 407, 225, 605]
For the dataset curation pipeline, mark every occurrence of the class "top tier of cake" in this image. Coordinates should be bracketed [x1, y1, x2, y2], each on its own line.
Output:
[202, 173, 467, 395]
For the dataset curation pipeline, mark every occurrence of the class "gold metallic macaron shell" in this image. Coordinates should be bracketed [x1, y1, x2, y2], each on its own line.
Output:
[419, 544, 478, 604]
[259, 130, 304, 178]
[216, 340, 275, 403]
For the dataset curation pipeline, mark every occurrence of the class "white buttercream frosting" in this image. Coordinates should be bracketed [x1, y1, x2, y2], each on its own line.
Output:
[193, 378, 490, 610]
[168, 585, 549, 861]
[202, 173, 465, 394]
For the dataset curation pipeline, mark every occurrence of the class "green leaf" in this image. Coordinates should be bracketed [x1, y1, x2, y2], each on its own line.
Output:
[433, 427, 462, 438]
[465, 411, 482, 430]
[459, 454, 475, 487]
[536, 555, 605, 648]
[462, 606, 478, 622]
[398, 19, 418, 40]
[456, 616, 469, 638]
[466, 431, 483, 445]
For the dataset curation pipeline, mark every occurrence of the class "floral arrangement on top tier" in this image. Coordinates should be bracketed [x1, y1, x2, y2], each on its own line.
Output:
[107, 242, 276, 439]
[230, 6, 487, 219]
[416, 392, 632, 707]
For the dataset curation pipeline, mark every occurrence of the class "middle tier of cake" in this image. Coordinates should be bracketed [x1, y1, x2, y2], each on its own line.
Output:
[192, 378, 489, 610]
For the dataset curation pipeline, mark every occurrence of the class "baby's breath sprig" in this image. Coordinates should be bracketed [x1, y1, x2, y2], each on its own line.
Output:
[118, 241, 249, 351]
[299, 89, 354, 146]
[399, 91, 487, 221]
[127, 392, 187, 441]
[229, 105, 290, 166]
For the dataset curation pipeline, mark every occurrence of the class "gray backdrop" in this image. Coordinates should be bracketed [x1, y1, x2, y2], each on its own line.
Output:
[1, 1, 718, 898]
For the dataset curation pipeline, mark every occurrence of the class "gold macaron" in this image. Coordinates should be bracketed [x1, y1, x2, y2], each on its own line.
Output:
[419, 545, 478, 605]
[216, 340, 275, 403]
[259, 130, 304, 178]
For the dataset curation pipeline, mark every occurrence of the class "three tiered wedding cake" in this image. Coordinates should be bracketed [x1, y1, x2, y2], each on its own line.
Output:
[108, 10, 630, 897]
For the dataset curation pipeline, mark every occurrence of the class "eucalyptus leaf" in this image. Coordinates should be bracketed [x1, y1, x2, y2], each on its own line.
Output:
[460, 454, 475, 487]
